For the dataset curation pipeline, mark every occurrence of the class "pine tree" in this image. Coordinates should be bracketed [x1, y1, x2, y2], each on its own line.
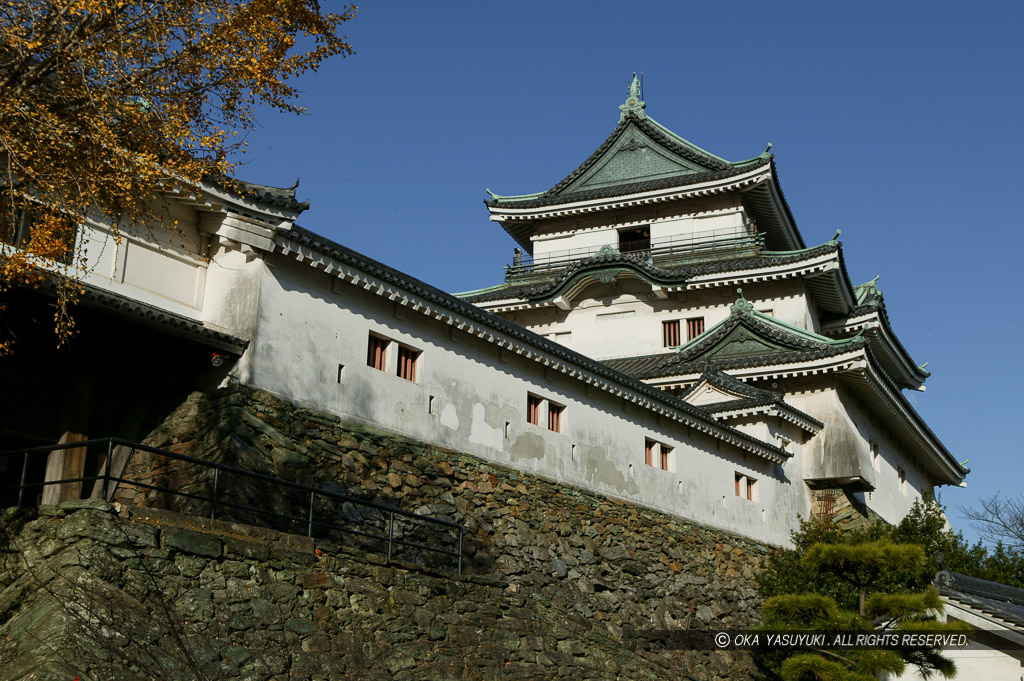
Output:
[759, 532, 970, 680]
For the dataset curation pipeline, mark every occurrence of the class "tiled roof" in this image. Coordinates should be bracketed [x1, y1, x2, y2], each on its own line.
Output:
[459, 242, 841, 304]
[602, 297, 864, 380]
[682, 365, 824, 429]
[234, 179, 310, 212]
[936, 571, 1024, 629]
[487, 112, 768, 210]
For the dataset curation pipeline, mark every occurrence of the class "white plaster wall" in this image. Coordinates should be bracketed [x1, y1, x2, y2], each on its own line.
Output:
[240, 254, 813, 546]
[508, 278, 818, 361]
[75, 215, 208, 318]
[789, 385, 928, 524]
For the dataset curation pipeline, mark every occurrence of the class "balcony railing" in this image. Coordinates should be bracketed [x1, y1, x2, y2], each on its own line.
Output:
[505, 229, 765, 281]
[1, 437, 464, 574]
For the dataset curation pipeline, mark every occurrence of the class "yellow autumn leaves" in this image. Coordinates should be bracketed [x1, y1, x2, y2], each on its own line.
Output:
[0, 0, 356, 353]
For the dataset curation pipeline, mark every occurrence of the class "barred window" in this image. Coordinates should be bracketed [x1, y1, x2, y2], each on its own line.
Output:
[663, 320, 680, 347]
[686, 317, 705, 340]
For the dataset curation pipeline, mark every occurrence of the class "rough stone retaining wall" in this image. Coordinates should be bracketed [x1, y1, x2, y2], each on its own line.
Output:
[0, 384, 772, 679]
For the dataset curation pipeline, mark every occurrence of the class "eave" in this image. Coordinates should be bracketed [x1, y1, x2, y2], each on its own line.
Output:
[705, 402, 824, 435]
[461, 238, 857, 315]
[488, 163, 775, 252]
[821, 308, 929, 390]
[838, 357, 964, 485]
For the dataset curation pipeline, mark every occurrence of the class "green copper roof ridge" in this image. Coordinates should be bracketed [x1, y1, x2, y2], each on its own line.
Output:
[747, 308, 854, 346]
[760, 233, 842, 257]
[643, 115, 732, 165]
[453, 282, 516, 298]
[644, 115, 771, 168]
[486, 188, 547, 203]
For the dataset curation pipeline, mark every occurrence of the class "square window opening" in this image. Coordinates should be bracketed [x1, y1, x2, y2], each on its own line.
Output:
[618, 226, 650, 253]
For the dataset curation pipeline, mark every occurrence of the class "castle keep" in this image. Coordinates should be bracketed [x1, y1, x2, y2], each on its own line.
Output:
[1, 77, 963, 546]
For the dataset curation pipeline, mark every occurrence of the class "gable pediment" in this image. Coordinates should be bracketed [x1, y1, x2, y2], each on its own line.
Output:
[684, 381, 749, 407]
[559, 124, 710, 195]
[696, 324, 790, 362]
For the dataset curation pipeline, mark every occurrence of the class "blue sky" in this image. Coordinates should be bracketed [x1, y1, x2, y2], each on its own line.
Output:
[236, 1, 1024, 544]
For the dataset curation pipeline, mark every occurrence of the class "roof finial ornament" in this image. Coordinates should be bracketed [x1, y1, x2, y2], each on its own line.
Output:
[731, 287, 754, 316]
[619, 72, 647, 122]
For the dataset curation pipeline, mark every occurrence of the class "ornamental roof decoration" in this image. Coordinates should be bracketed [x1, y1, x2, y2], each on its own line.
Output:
[619, 72, 646, 121]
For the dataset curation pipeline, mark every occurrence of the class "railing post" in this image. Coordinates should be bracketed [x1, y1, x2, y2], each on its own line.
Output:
[100, 439, 113, 501]
[307, 491, 315, 538]
[387, 511, 395, 564]
[210, 468, 219, 521]
[457, 527, 464, 575]
[17, 451, 28, 507]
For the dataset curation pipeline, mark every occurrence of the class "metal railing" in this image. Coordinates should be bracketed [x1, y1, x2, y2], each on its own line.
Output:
[505, 230, 765, 280]
[1, 437, 464, 574]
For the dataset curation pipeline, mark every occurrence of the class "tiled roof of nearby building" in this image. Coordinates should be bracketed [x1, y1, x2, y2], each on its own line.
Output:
[234, 178, 310, 212]
[279, 225, 793, 463]
[201, 176, 310, 214]
[457, 241, 841, 304]
[936, 571, 1024, 629]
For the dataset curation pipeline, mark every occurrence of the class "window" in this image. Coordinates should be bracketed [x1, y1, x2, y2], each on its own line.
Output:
[870, 441, 880, 472]
[645, 438, 671, 470]
[898, 467, 907, 495]
[735, 472, 757, 501]
[686, 317, 705, 340]
[397, 345, 420, 382]
[527, 393, 565, 433]
[618, 226, 650, 253]
[367, 334, 388, 371]
[548, 403, 564, 433]
[663, 320, 681, 347]
[527, 394, 542, 426]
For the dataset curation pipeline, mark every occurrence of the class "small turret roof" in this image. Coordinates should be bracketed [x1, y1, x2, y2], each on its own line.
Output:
[602, 290, 865, 380]
[486, 111, 770, 209]
[484, 75, 804, 252]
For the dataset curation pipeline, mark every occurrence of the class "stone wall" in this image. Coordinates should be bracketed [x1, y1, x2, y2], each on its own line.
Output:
[0, 384, 772, 680]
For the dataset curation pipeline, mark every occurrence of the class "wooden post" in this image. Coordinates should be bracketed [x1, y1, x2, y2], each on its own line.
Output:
[41, 375, 89, 505]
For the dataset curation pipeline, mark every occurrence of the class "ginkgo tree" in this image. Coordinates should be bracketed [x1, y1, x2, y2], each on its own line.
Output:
[0, 0, 356, 353]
